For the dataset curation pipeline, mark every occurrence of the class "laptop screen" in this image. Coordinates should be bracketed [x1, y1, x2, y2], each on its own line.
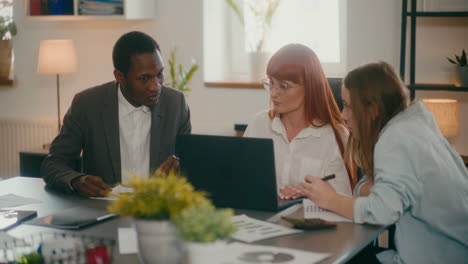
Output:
[175, 134, 282, 211]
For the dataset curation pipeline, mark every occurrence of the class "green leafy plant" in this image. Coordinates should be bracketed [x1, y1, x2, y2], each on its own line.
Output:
[225, 0, 281, 52]
[108, 171, 212, 220]
[173, 206, 237, 243]
[0, 16, 16, 40]
[447, 49, 467, 67]
[15, 252, 43, 264]
[167, 46, 199, 94]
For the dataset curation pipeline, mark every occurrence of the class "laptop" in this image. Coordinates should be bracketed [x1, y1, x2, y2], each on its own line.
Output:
[175, 134, 302, 211]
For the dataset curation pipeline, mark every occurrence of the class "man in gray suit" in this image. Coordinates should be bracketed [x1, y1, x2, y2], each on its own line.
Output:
[42, 31, 191, 197]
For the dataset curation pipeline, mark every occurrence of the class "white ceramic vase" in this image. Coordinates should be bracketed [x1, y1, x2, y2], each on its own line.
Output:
[248, 51, 271, 82]
[185, 240, 228, 264]
[456, 67, 468, 87]
[134, 219, 183, 264]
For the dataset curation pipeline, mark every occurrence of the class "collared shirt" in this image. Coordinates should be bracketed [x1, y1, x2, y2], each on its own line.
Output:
[354, 101, 468, 264]
[118, 85, 151, 184]
[244, 110, 351, 196]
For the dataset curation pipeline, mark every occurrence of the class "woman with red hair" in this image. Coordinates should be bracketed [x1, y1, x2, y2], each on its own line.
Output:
[244, 43, 355, 199]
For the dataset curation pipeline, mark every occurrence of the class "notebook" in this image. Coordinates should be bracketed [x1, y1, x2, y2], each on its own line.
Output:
[27, 207, 115, 230]
[175, 134, 302, 211]
[0, 210, 37, 231]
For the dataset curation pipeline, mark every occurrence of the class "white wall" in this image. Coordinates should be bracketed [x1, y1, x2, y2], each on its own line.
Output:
[2, 0, 468, 154]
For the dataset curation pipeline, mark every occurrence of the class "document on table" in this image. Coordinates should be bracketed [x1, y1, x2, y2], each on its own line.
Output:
[118, 228, 138, 254]
[231, 214, 302, 243]
[0, 194, 41, 208]
[219, 242, 330, 264]
[91, 185, 134, 201]
[303, 199, 352, 222]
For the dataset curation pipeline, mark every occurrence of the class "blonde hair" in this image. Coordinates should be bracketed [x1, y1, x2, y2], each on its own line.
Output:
[343, 62, 409, 178]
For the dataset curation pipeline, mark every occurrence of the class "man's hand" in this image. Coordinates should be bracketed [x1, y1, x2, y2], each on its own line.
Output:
[279, 184, 304, 200]
[155, 155, 180, 175]
[70, 175, 112, 197]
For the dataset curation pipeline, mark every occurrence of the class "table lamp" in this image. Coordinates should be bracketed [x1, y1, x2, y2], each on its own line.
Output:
[422, 99, 459, 138]
[37, 39, 77, 131]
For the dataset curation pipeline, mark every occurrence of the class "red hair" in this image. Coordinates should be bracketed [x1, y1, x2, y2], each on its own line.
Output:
[267, 43, 356, 188]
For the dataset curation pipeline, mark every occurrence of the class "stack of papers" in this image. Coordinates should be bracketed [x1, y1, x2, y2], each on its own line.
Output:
[0, 194, 41, 208]
[303, 199, 352, 222]
[91, 185, 133, 201]
[218, 242, 330, 264]
[231, 214, 302, 243]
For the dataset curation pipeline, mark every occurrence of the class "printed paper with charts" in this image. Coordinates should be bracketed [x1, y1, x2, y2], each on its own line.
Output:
[303, 199, 352, 222]
[218, 242, 330, 264]
[231, 214, 301, 243]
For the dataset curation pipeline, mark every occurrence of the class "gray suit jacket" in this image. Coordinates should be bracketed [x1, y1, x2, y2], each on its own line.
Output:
[42, 81, 191, 193]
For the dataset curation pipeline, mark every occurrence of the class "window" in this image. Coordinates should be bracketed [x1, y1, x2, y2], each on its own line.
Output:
[204, 0, 347, 82]
[0, 0, 13, 39]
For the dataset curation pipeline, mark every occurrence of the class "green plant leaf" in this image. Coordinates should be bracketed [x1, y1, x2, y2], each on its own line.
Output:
[184, 64, 199, 84]
[226, 0, 244, 25]
[8, 22, 16, 36]
[461, 49, 467, 66]
[247, 2, 261, 18]
[447, 58, 457, 65]
[174, 206, 236, 242]
[265, 0, 281, 26]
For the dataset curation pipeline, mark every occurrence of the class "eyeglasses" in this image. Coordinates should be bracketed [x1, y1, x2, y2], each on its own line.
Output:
[262, 78, 299, 94]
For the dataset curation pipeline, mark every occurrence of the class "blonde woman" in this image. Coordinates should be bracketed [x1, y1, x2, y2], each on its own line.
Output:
[298, 62, 468, 264]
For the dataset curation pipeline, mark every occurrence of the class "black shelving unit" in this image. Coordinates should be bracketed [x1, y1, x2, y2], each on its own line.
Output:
[400, 0, 468, 100]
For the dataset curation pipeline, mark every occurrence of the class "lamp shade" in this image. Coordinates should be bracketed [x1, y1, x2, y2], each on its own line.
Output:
[37, 39, 77, 74]
[422, 99, 459, 138]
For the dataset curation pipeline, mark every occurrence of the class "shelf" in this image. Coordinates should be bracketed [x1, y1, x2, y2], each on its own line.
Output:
[24, 0, 155, 20]
[409, 84, 468, 92]
[0, 78, 14, 86]
[204, 80, 263, 89]
[406, 12, 468, 17]
[27, 15, 125, 21]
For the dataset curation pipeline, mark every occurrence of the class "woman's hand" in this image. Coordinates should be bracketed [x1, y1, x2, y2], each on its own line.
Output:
[297, 175, 337, 210]
[279, 184, 304, 200]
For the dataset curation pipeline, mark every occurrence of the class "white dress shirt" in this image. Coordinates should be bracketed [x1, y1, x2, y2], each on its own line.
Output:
[244, 110, 351, 196]
[118, 86, 151, 184]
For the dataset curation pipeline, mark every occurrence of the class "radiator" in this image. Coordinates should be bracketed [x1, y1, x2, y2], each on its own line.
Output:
[0, 116, 56, 178]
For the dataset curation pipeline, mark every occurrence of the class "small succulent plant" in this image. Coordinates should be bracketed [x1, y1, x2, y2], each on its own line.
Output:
[447, 49, 467, 67]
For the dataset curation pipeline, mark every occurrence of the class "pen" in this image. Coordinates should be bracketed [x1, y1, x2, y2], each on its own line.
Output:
[97, 213, 116, 221]
[321, 174, 335, 181]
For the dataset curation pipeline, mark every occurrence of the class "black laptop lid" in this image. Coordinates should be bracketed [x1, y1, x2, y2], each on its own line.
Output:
[175, 134, 281, 211]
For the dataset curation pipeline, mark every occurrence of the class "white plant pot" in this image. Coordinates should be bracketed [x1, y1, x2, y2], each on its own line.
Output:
[134, 219, 183, 264]
[248, 52, 271, 82]
[456, 67, 468, 87]
[186, 240, 228, 264]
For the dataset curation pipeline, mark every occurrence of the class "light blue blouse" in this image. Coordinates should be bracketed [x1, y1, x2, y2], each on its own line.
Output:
[353, 101, 468, 264]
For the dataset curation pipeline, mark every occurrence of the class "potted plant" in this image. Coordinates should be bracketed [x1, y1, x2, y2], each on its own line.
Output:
[108, 171, 212, 264]
[225, 0, 281, 81]
[447, 49, 468, 87]
[173, 206, 236, 263]
[0, 10, 17, 80]
[166, 45, 199, 95]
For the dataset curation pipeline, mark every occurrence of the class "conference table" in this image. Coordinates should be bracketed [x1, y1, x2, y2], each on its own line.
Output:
[0, 177, 387, 264]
